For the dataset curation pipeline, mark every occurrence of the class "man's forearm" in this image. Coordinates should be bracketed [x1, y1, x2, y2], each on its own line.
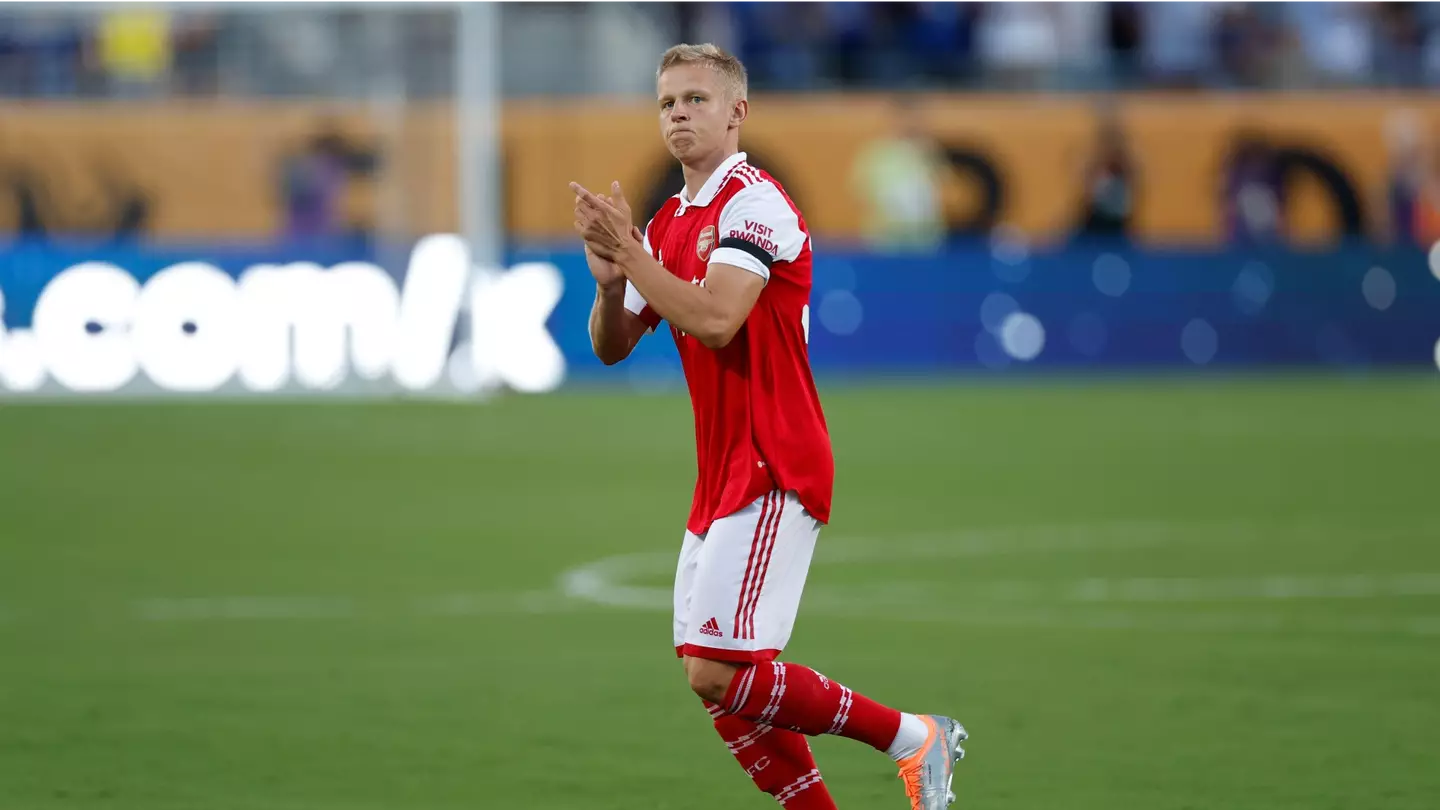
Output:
[589, 282, 634, 365]
[617, 241, 725, 342]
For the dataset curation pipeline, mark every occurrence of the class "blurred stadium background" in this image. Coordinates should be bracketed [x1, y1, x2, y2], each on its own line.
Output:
[2, 3, 1438, 809]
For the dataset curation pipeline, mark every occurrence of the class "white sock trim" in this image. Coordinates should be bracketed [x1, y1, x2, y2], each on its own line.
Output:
[885, 713, 930, 761]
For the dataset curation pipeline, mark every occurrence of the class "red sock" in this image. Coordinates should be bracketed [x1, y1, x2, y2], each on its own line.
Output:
[705, 701, 836, 808]
[722, 662, 903, 752]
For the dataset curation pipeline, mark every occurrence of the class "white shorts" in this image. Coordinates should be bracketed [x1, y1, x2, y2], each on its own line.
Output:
[673, 489, 821, 664]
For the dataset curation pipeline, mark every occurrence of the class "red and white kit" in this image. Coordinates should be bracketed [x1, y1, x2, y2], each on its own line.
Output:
[624, 152, 835, 663]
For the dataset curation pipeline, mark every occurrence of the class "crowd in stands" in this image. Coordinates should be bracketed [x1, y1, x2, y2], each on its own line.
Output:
[724, 2, 1440, 91]
[3, 3, 1439, 250]
[2, 4, 1440, 99]
[0, 6, 451, 99]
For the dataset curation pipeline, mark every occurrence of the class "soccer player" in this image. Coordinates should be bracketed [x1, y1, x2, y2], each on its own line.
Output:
[570, 44, 966, 809]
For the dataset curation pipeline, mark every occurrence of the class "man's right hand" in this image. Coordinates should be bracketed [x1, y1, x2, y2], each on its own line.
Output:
[579, 186, 643, 288]
[585, 242, 627, 289]
[587, 209, 651, 365]
[585, 227, 645, 289]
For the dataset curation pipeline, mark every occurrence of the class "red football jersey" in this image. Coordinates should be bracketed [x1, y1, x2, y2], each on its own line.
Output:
[624, 152, 834, 535]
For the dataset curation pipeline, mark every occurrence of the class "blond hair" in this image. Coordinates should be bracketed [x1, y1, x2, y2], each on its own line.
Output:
[657, 43, 748, 101]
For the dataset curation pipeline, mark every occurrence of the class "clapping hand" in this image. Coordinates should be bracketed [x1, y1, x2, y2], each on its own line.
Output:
[572, 181, 639, 264]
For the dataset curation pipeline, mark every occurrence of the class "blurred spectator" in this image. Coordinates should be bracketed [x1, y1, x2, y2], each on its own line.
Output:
[169, 14, 221, 97]
[278, 123, 379, 242]
[975, 3, 1060, 90]
[1053, 3, 1107, 87]
[1220, 130, 1285, 245]
[732, 3, 825, 91]
[905, 3, 975, 84]
[1074, 110, 1137, 242]
[673, 3, 705, 44]
[262, 11, 341, 96]
[1285, 2, 1373, 87]
[821, 3, 881, 87]
[0, 163, 48, 240]
[1105, 3, 1143, 86]
[1425, 4, 1440, 85]
[1215, 4, 1281, 88]
[1385, 111, 1440, 247]
[1138, 2, 1218, 89]
[1373, 3, 1426, 87]
[93, 8, 173, 98]
[1412, 161, 1440, 247]
[849, 97, 947, 252]
[1, 13, 84, 98]
[0, 144, 150, 243]
[671, 0, 731, 46]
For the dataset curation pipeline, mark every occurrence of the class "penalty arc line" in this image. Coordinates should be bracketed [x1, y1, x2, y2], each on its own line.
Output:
[555, 520, 1440, 637]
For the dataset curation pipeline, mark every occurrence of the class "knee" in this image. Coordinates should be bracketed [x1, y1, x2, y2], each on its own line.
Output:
[684, 656, 741, 705]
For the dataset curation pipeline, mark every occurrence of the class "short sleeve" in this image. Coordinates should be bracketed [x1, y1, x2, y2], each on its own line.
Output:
[709, 182, 807, 281]
[624, 219, 662, 331]
[623, 280, 660, 331]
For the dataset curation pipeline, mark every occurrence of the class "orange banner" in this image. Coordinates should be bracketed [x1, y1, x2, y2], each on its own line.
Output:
[0, 94, 1435, 246]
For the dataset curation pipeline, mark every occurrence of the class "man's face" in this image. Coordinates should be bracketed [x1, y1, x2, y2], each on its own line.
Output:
[657, 64, 738, 163]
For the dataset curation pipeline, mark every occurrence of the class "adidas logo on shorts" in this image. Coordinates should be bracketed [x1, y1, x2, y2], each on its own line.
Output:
[700, 617, 723, 637]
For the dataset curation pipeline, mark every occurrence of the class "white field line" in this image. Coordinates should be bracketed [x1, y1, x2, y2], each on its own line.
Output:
[135, 596, 357, 621]
[556, 519, 1204, 610]
[4, 519, 1436, 638]
[557, 519, 1440, 637]
[131, 590, 560, 622]
[807, 602, 1440, 637]
[802, 573, 1440, 606]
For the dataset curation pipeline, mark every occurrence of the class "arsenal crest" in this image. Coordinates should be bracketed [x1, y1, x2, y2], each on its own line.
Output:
[696, 226, 716, 261]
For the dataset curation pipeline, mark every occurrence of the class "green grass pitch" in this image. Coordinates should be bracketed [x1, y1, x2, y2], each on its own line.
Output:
[2, 375, 1438, 809]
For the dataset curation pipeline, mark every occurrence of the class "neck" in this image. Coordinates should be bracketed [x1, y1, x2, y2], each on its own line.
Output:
[682, 146, 739, 202]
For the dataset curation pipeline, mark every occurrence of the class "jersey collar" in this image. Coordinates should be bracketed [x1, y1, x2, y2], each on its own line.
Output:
[676, 152, 748, 213]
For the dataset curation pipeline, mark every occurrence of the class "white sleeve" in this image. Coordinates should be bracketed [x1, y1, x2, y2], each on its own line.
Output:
[624, 219, 655, 316]
[709, 182, 806, 281]
[623, 280, 648, 316]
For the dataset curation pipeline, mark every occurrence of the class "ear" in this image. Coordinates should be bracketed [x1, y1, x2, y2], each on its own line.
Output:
[731, 98, 749, 129]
